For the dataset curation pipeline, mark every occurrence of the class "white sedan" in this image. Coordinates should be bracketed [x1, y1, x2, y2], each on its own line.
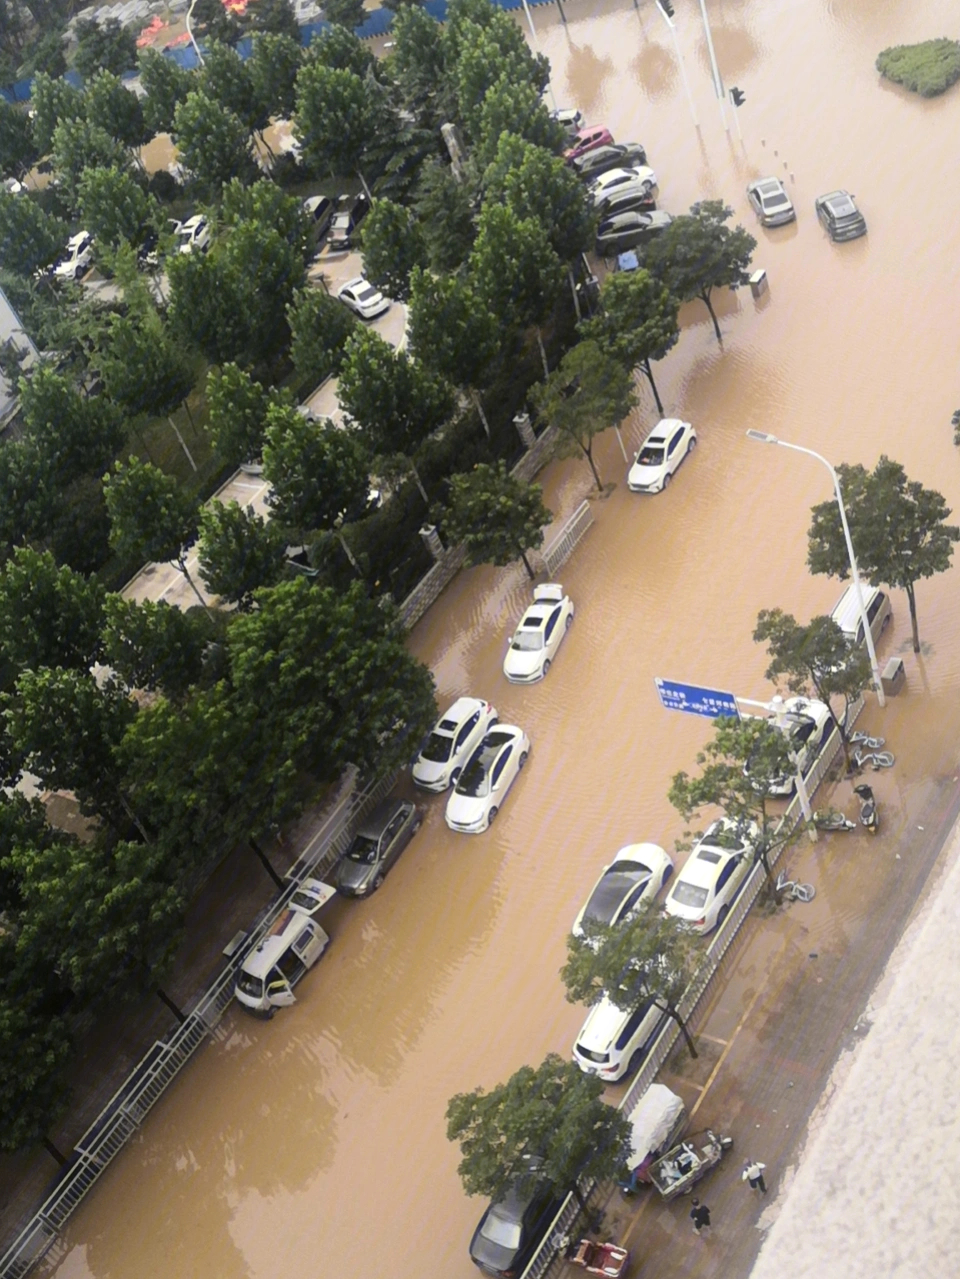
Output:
[52, 231, 94, 281]
[445, 725, 530, 833]
[412, 697, 498, 792]
[589, 165, 658, 202]
[572, 844, 674, 938]
[743, 696, 836, 797]
[663, 818, 758, 933]
[627, 419, 697, 493]
[337, 276, 391, 320]
[503, 584, 574, 683]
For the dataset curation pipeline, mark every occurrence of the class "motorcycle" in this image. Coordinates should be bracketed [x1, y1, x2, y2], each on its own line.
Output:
[853, 783, 878, 835]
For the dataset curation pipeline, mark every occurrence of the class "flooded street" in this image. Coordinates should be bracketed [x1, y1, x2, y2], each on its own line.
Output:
[41, 1, 960, 1276]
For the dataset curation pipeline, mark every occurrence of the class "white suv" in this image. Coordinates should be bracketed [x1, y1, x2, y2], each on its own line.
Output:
[411, 697, 498, 792]
[53, 231, 94, 281]
[572, 993, 666, 1082]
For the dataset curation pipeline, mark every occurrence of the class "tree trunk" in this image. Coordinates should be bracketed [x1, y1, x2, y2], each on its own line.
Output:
[168, 416, 198, 472]
[470, 388, 491, 438]
[181, 398, 198, 434]
[358, 169, 373, 200]
[906, 581, 921, 652]
[642, 359, 665, 415]
[337, 529, 362, 575]
[536, 327, 550, 379]
[43, 1136, 67, 1165]
[583, 442, 603, 492]
[250, 837, 284, 890]
[408, 458, 429, 505]
[665, 1004, 698, 1058]
[519, 548, 536, 579]
[176, 557, 216, 621]
[701, 289, 722, 344]
[155, 987, 187, 1024]
[568, 267, 581, 322]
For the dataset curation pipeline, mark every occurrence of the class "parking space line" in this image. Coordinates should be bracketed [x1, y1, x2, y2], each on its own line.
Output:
[689, 978, 770, 1121]
[697, 1034, 729, 1047]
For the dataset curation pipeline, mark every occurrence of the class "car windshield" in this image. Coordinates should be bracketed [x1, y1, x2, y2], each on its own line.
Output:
[637, 445, 665, 466]
[332, 214, 350, 229]
[237, 972, 263, 998]
[483, 1206, 523, 1249]
[356, 284, 378, 302]
[763, 192, 789, 208]
[672, 882, 709, 909]
[420, 731, 454, 763]
[512, 630, 543, 652]
[347, 834, 379, 864]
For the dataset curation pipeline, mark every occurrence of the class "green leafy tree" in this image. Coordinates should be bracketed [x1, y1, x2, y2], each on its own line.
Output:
[198, 500, 287, 609]
[579, 268, 680, 416]
[287, 285, 358, 387]
[85, 69, 147, 150]
[200, 40, 263, 133]
[322, 0, 366, 29]
[305, 23, 374, 77]
[220, 177, 309, 259]
[413, 158, 476, 272]
[293, 62, 383, 180]
[359, 198, 427, 302]
[337, 326, 455, 457]
[439, 461, 551, 579]
[388, 4, 448, 125]
[19, 364, 126, 486]
[0, 967, 72, 1153]
[0, 191, 67, 276]
[470, 202, 564, 375]
[191, 0, 244, 45]
[173, 89, 257, 192]
[754, 609, 870, 771]
[483, 132, 593, 264]
[561, 901, 703, 1057]
[474, 77, 564, 169]
[668, 715, 796, 886]
[74, 17, 138, 80]
[248, 31, 303, 120]
[0, 100, 38, 181]
[529, 339, 637, 491]
[0, 547, 104, 676]
[205, 362, 278, 464]
[19, 29, 68, 80]
[102, 595, 211, 700]
[408, 267, 500, 434]
[138, 48, 193, 136]
[807, 456, 960, 654]
[103, 458, 205, 606]
[31, 72, 85, 155]
[452, 10, 549, 141]
[250, 0, 302, 39]
[642, 199, 756, 344]
[262, 402, 370, 535]
[78, 166, 155, 252]
[51, 117, 128, 208]
[446, 1053, 631, 1208]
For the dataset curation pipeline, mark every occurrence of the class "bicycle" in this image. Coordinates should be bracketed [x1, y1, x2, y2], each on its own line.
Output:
[812, 808, 856, 832]
[851, 748, 895, 771]
[849, 730, 886, 750]
[775, 870, 816, 903]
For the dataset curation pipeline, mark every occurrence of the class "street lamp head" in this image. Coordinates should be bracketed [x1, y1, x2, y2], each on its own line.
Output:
[746, 430, 779, 444]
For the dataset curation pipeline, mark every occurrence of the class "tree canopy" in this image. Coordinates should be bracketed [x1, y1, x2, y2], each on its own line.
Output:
[439, 461, 551, 579]
[579, 268, 680, 415]
[262, 402, 371, 535]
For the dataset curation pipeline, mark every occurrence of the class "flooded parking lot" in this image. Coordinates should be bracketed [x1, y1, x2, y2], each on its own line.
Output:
[40, 0, 960, 1275]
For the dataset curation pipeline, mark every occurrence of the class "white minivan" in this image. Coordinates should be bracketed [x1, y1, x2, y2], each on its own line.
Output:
[572, 993, 666, 1082]
[235, 908, 330, 1015]
[830, 583, 892, 649]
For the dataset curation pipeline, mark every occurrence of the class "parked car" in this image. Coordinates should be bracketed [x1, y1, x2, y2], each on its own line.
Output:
[571, 143, 647, 181]
[590, 166, 657, 203]
[412, 697, 499, 792]
[334, 797, 421, 897]
[596, 210, 672, 256]
[830, 582, 892, 649]
[572, 843, 674, 938]
[746, 177, 796, 227]
[814, 189, 866, 241]
[595, 182, 658, 220]
[235, 908, 330, 1014]
[445, 725, 530, 833]
[550, 106, 585, 135]
[52, 231, 94, 281]
[663, 818, 758, 933]
[303, 194, 334, 242]
[627, 419, 696, 493]
[573, 992, 667, 1081]
[337, 275, 391, 320]
[287, 877, 336, 917]
[503, 583, 574, 683]
[328, 193, 370, 251]
[469, 1156, 564, 1277]
[176, 215, 211, 255]
[742, 697, 835, 797]
[564, 124, 614, 162]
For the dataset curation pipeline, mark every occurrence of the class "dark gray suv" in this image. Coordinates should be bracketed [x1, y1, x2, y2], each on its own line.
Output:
[334, 798, 421, 897]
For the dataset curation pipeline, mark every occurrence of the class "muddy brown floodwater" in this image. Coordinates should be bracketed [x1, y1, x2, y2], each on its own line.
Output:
[42, 1, 960, 1276]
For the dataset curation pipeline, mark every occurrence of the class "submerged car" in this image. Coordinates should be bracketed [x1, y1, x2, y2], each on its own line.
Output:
[445, 725, 530, 833]
[412, 697, 499, 792]
[746, 177, 796, 227]
[572, 843, 674, 938]
[333, 797, 421, 897]
[596, 210, 672, 255]
[503, 583, 574, 683]
[590, 165, 657, 203]
[469, 1156, 564, 1277]
[627, 419, 696, 492]
[814, 189, 866, 241]
[564, 124, 614, 161]
[664, 818, 758, 933]
[571, 143, 647, 182]
[742, 696, 836, 797]
[337, 276, 391, 319]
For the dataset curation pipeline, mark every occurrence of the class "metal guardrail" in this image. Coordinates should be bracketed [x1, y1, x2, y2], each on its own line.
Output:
[519, 701, 864, 1279]
[543, 502, 594, 577]
[0, 767, 401, 1279]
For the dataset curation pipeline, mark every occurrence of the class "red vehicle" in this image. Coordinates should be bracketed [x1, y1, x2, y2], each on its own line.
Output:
[564, 125, 614, 162]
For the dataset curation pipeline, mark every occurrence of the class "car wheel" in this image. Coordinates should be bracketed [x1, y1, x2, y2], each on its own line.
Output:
[371, 873, 384, 893]
[542, 659, 551, 675]
[487, 806, 499, 827]
[686, 437, 697, 455]
[518, 751, 528, 770]
[716, 905, 729, 930]
[662, 471, 672, 491]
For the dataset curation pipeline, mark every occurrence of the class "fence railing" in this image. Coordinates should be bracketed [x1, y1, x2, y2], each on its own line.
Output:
[543, 502, 595, 578]
[0, 767, 400, 1279]
[518, 701, 863, 1279]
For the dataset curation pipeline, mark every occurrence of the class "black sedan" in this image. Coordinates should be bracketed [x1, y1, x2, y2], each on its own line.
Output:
[570, 142, 647, 182]
[814, 190, 866, 242]
[334, 797, 421, 897]
[596, 210, 673, 255]
[469, 1161, 564, 1278]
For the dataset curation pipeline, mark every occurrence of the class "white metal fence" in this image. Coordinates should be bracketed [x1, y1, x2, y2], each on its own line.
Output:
[543, 502, 595, 577]
[517, 701, 863, 1279]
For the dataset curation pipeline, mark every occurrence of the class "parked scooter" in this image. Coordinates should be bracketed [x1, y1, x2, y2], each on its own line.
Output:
[853, 783, 879, 835]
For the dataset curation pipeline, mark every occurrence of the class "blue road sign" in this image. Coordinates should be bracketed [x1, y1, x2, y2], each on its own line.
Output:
[655, 678, 740, 720]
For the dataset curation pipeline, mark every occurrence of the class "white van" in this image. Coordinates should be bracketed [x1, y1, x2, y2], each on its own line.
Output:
[572, 994, 666, 1082]
[830, 583, 892, 649]
[235, 908, 330, 1015]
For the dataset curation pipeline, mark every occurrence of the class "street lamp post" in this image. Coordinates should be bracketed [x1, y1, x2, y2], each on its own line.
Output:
[695, 0, 727, 131]
[186, 0, 204, 66]
[745, 430, 886, 709]
[652, 2, 699, 130]
[519, 0, 558, 111]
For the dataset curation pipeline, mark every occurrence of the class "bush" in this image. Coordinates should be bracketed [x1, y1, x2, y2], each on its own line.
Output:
[876, 39, 960, 97]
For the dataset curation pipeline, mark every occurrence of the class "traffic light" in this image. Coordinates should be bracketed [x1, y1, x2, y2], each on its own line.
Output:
[657, 0, 675, 16]
[730, 87, 746, 107]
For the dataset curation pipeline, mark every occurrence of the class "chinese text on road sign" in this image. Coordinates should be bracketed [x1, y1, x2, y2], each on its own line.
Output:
[655, 678, 740, 720]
